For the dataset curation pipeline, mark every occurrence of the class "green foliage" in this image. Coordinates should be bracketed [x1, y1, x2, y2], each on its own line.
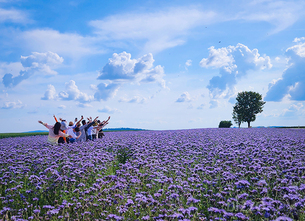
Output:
[116, 145, 133, 164]
[0, 132, 48, 139]
[218, 120, 233, 128]
[232, 91, 266, 128]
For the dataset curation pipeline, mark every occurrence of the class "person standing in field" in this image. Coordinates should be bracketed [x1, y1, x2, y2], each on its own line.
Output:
[76, 115, 99, 142]
[96, 116, 111, 139]
[38, 121, 72, 145]
[53, 115, 68, 144]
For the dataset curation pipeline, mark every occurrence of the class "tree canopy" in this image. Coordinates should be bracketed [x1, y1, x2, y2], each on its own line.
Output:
[232, 91, 266, 128]
[219, 120, 233, 128]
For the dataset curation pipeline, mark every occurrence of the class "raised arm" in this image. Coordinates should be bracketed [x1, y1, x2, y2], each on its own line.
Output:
[53, 115, 58, 122]
[101, 122, 108, 129]
[75, 116, 84, 126]
[38, 121, 52, 129]
[105, 116, 111, 124]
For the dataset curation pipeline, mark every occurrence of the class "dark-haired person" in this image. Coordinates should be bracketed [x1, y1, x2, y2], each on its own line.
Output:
[76, 116, 99, 142]
[53, 115, 68, 144]
[38, 121, 72, 145]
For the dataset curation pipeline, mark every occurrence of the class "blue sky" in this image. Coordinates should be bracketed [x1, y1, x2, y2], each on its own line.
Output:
[1, 0, 305, 133]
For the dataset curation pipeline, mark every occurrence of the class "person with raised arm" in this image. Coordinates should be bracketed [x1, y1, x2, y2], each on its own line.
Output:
[76, 116, 99, 142]
[96, 116, 111, 139]
[38, 120, 72, 145]
[53, 115, 68, 144]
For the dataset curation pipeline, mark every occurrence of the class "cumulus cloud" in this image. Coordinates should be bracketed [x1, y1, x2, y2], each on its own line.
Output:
[2, 70, 31, 88]
[139, 65, 166, 88]
[94, 82, 120, 101]
[265, 38, 305, 101]
[58, 105, 66, 109]
[98, 106, 120, 113]
[95, 52, 166, 101]
[176, 92, 192, 103]
[98, 52, 165, 87]
[97, 52, 137, 81]
[200, 43, 272, 100]
[41, 84, 57, 100]
[2, 51, 63, 88]
[59, 80, 94, 103]
[2, 100, 24, 109]
[0, 8, 30, 24]
[21, 51, 63, 71]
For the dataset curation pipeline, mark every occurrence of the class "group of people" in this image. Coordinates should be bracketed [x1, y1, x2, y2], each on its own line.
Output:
[38, 115, 110, 145]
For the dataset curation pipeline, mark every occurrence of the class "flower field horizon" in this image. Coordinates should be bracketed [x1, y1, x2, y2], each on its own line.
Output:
[1, 128, 305, 220]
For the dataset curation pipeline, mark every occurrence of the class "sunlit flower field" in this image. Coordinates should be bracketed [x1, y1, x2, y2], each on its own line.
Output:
[1, 128, 305, 221]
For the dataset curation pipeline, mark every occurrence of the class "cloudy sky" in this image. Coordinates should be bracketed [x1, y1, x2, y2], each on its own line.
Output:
[1, 0, 305, 133]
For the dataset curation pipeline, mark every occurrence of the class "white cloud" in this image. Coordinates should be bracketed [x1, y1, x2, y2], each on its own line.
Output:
[97, 52, 165, 87]
[0, 62, 24, 78]
[95, 52, 166, 101]
[41, 84, 57, 100]
[98, 106, 120, 113]
[176, 92, 192, 102]
[58, 105, 66, 109]
[97, 51, 137, 81]
[94, 82, 120, 101]
[266, 38, 305, 101]
[139, 65, 166, 88]
[293, 37, 305, 43]
[185, 60, 192, 67]
[86, 2, 303, 56]
[0, 8, 30, 24]
[59, 80, 94, 103]
[2, 51, 63, 88]
[89, 7, 217, 53]
[21, 51, 63, 68]
[200, 46, 234, 69]
[238, 0, 304, 34]
[201, 43, 272, 99]
[2, 100, 24, 109]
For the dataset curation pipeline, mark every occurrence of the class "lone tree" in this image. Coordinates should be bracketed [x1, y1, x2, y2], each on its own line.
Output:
[232, 91, 266, 128]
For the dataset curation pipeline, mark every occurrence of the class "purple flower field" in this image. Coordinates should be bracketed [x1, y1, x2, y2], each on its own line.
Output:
[1, 128, 305, 220]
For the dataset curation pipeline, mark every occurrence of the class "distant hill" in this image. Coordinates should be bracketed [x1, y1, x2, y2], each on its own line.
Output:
[24, 130, 48, 133]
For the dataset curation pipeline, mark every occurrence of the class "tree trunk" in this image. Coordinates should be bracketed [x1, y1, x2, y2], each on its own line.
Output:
[248, 121, 251, 128]
[238, 122, 241, 128]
